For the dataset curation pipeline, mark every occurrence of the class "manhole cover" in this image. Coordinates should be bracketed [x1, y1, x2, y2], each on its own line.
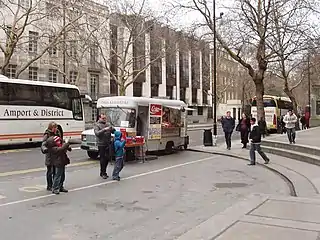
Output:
[214, 182, 248, 188]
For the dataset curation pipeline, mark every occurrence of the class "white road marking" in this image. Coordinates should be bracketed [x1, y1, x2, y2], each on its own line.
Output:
[0, 195, 6, 200]
[19, 185, 45, 193]
[0, 155, 217, 208]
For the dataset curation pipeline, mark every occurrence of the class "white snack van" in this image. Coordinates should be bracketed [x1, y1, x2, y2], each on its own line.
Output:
[81, 96, 192, 159]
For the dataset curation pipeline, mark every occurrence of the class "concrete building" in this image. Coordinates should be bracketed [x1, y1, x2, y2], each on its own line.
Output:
[0, 0, 245, 125]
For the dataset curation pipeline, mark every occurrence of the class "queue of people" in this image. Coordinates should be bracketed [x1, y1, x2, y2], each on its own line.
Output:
[41, 114, 126, 195]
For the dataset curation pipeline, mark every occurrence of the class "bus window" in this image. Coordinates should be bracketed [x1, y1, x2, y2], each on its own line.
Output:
[7, 83, 41, 105]
[251, 99, 276, 107]
[42, 85, 72, 110]
[277, 100, 293, 110]
[72, 98, 83, 120]
[0, 82, 8, 104]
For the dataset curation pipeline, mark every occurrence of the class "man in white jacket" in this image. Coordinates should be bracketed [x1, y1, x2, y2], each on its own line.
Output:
[283, 110, 298, 144]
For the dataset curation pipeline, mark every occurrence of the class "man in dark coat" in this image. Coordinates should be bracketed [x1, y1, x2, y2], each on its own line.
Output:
[94, 113, 115, 179]
[248, 118, 270, 166]
[221, 111, 235, 150]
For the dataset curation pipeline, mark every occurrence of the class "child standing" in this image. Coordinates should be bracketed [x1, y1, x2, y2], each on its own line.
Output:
[47, 136, 71, 194]
[112, 131, 126, 181]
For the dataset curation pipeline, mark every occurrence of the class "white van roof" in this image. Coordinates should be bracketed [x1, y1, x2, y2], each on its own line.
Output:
[97, 96, 188, 108]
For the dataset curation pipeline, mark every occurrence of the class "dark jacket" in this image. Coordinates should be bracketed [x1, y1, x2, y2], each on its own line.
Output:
[258, 119, 267, 133]
[94, 120, 115, 147]
[236, 118, 250, 132]
[114, 131, 126, 157]
[46, 137, 70, 167]
[41, 129, 61, 166]
[249, 124, 262, 143]
[222, 117, 235, 133]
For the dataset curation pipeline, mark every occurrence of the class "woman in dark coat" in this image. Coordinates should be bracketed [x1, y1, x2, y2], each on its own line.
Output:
[236, 113, 251, 149]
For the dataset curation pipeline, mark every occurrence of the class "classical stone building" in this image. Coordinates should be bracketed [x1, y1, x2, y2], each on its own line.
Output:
[0, 0, 245, 124]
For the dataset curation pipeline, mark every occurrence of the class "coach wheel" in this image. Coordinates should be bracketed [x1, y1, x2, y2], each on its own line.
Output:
[57, 125, 63, 139]
[87, 151, 99, 160]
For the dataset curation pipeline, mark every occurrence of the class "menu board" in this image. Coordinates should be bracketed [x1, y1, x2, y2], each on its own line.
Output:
[148, 104, 162, 140]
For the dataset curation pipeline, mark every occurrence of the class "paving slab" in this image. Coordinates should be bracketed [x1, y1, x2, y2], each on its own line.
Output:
[178, 195, 320, 240]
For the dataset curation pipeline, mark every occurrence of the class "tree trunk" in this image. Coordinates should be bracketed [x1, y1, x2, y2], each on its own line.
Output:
[255, 79, 265, 121]
[119, 84, 126, 96]
[283, 88, 298, 114]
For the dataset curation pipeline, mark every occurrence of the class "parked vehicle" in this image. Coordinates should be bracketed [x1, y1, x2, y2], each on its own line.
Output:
[81, 96, 194, 159]
[0, 74, 90, 145]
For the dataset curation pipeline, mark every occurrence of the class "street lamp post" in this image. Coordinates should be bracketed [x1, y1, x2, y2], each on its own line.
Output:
[212, 0, 220, 143]
[307, 52, 311, 114]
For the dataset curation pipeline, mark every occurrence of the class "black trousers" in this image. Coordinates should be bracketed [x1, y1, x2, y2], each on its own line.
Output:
[224, 132, 232, 148]
[99, 146, 110, 175]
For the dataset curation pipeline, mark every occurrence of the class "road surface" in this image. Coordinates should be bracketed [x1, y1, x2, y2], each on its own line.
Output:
[0, 149, 289, 240]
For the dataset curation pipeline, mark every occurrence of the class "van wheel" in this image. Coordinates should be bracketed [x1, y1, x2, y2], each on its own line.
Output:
[87, 151, 99, 160]
[165, 141, 174, 154]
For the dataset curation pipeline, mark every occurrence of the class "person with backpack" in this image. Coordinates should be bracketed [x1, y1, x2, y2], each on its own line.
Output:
[94, 114, 115, 179]
[112, 131, 126, 181]
[248, 118, 270, 166]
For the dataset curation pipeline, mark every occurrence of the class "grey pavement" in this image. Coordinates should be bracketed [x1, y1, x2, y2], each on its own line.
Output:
[265, 127, 320, 148]
[0, 150, 290, 240]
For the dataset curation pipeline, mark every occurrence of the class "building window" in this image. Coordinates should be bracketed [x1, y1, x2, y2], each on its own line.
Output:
[91, 105, 97, 122]
[202, 90, 208, 104]
[90, 44, 98, 65]
[133, 82, 142, 97]
[180, 88, 186, 102]
[69, 71, 78, 85]
[192, 88, 197, 104]
[48, 36, 57, 56]
[69, 41, 77, 58]
[6, 64, 16, 79]
[198, 106, 203, 116]
[166, 86, 173, 99]
[28, 67, 38, 81]
[29, 31, 38, 53]
[151, 84, 158, 97]
[19, 0, 30, 9]
[48, 69, 57, 83]
[188, 107, 194, 116]
[110, 79, 118, 96]
[90, 74, 98, 99]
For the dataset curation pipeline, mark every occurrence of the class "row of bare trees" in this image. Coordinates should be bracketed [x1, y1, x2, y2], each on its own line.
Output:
[176, 0, 320, 119]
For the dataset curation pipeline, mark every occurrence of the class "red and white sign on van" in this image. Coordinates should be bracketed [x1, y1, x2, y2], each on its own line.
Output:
[149, 104, 162, 116]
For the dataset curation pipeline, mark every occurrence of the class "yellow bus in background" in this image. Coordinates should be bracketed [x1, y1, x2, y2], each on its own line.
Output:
[251, 95, 293, 131]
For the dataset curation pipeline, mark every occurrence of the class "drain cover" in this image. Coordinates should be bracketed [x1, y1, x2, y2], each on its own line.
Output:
[214, 182, 248, 188]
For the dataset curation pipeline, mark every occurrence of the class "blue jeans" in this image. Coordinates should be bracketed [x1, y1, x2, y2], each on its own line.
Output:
[52, 166, 65, 192]
[250, 143, 269, 164]
[286, 128, 296, 143]
[112, 156, 124, 179]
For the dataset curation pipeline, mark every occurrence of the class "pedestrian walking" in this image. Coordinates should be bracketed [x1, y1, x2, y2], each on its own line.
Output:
[41, 122, 61, 191]
[221, 111, 235, 150]
[248, 118, 270, 166]
[112, 131, 126, 181]
[300, 114, 307, 130]
[280, 115, 286, 134]
[258, 117, 267, 138]
[236, 113, 250, 149]
[283, 110, 298, 144]
[45, 136, 70, 194]
[94, 113, 115, 179]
